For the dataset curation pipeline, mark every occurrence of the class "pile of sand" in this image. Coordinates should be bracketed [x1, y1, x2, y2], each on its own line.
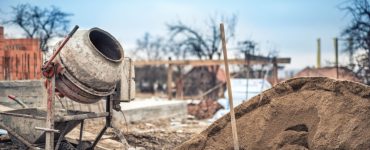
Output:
[177, 77, 370, 149]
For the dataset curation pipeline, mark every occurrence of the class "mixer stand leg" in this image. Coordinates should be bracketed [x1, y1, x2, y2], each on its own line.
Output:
[87, 96, 112, 149]
[76, 120, 84, 150]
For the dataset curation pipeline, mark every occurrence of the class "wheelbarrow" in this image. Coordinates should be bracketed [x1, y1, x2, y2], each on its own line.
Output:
[0, 107, 109, 149]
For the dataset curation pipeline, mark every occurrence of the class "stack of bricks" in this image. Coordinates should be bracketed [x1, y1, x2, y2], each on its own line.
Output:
[0, 26, 43, 80]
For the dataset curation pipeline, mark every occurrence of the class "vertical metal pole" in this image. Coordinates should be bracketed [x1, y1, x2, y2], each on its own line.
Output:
[220, 23, 239, 150]
[317, 38, 321, 68]
[89, 96, 111, 149]
[77, 120, 84, 149]
[334, 38, 339, 79]
[45, 65, 56, 150]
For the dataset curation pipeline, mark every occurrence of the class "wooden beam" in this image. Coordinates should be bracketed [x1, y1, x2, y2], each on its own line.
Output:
[134, 58, 291, 66]
[167, 64, 173, 100]
[220, 23, 239, 150]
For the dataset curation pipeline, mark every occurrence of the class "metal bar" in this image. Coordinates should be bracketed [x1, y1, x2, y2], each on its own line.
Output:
[106, 96, 112, 127]
[220, 23, 240, 150]
[77, 120, 84, 150]
[88, 126, 107, 149]
[55, 112, 109, 122]
[55, 121, 75, 150]
[0, 112, 45, 120]
[0, 121, 40, 149]
[88, 96, 111, 149]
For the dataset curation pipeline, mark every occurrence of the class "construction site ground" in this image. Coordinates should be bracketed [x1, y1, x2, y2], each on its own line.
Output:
[0, 117, 208, 150]
[82, 117, 208, 149]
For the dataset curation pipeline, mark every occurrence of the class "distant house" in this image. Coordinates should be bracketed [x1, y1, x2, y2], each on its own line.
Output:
[182, 66, 226, 99]
[135, 65, 167, 93]
[0, 26, 43, 80]
[294, 67, 361, 82]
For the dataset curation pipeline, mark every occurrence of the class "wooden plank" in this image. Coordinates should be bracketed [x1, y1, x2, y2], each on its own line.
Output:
[134, 58, 291, 66]
[220, 23, 239, 150]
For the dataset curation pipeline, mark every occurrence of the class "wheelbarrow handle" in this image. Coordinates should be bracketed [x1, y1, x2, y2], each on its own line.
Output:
[7, 95, 28, 108]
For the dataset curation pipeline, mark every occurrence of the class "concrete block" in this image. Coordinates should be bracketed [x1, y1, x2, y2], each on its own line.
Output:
[112, 99, 187, 126]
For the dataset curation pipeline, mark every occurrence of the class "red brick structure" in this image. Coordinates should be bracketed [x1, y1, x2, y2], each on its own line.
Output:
[0, 26, 42, 80]
[294, 66, 361, 82]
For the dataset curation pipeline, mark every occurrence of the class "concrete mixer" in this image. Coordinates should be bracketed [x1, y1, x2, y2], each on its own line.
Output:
[0, 25, 135, 149]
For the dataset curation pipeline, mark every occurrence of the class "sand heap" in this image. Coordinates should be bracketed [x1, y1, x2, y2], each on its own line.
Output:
[177, 77, 370, 150]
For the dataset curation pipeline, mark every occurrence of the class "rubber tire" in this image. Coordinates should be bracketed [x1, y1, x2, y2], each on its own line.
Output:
[9, 135, 27, 150]
[58, 140, 77, 150]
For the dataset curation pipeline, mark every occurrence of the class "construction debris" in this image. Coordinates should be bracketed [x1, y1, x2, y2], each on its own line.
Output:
[177, 77, 370, 149]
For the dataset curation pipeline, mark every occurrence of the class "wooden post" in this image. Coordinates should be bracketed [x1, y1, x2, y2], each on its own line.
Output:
[272, 57, 278, 85]
[34, 53, 37, 78]
[220, 23, 240, 150]
[176, 68, 184, 99]
[16, 55, 18, 79]
[317, 38, 321, 68]
[334, 37, 339, 79]
[27, 54, 30, 79]
[167, 57, 173, 100]
[45, 66, 56, 150]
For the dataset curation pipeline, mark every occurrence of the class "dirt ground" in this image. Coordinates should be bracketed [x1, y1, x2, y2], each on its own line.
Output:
[178, 77, 370, 149]
[83, 117, 209, 149]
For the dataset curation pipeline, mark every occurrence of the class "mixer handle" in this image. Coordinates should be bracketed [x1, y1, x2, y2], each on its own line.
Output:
[43, 25, 79, 70]
[68, 25, 79, 37]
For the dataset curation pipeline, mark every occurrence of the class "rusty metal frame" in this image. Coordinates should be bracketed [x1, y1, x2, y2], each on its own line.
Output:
[88, 96, 112, 149]
[0, 25, 116, 149]
[76, 120, 84, 150]
[54, 121, 76, 150]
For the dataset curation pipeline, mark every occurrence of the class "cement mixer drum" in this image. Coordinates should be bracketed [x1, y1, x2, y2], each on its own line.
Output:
[55, 27, 124, 104]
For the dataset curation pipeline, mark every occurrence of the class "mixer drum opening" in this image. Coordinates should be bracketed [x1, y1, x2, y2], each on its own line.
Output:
[89, 28, 123, 62]
[55, 27, 124, 104]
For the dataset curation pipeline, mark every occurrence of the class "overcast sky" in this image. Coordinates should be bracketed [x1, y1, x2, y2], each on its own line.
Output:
[0, 0, 353, 70]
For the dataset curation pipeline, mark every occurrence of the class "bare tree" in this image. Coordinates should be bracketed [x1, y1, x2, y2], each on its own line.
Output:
[239, 40, 257, 56]
[134, 33, 168, 93]
[341, 0, 370, 84]
[167, 14, 237, 60]
[4, 4, 72, 51]
[135, 32, 167, 60]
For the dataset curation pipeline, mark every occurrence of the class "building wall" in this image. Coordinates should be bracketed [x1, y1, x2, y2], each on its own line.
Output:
[0, 26, 43, 80]
[0, 80, 46, 108]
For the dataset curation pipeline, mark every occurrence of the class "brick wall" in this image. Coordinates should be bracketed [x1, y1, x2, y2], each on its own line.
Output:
[0, 26, 43, 80]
